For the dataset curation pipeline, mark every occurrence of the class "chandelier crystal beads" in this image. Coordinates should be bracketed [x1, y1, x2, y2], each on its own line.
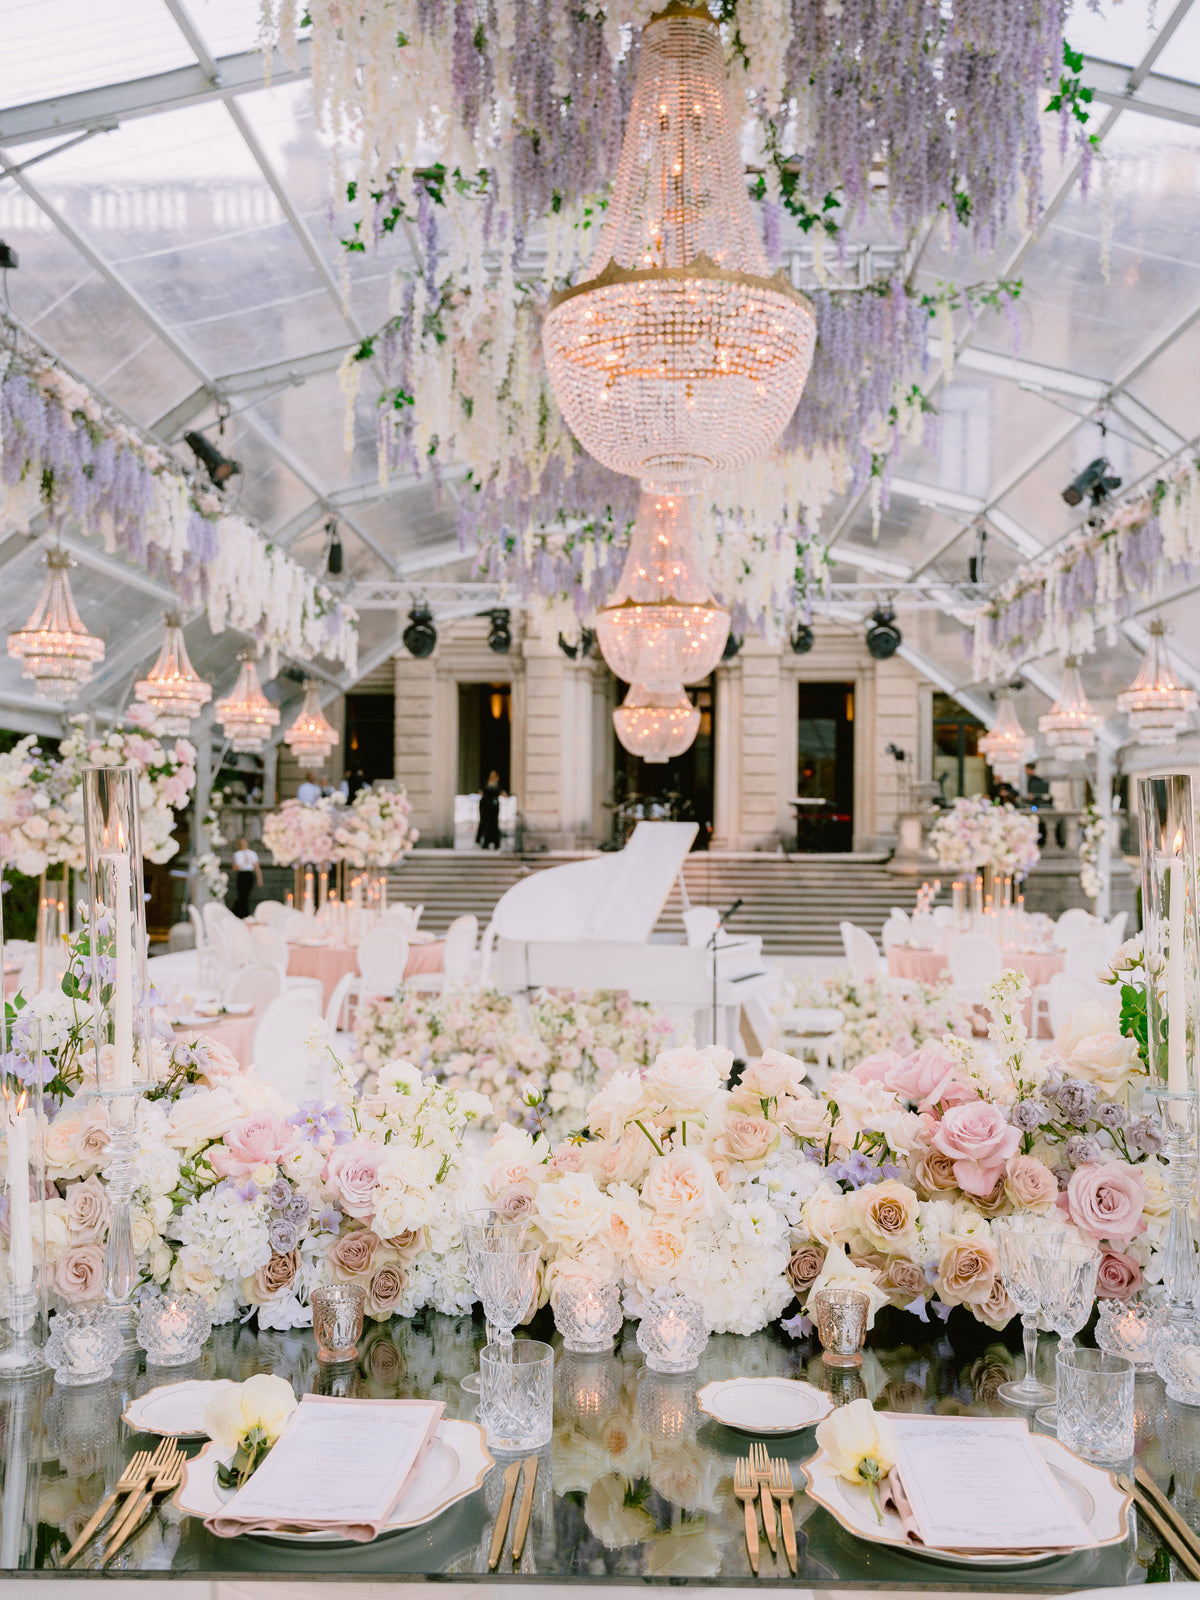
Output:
[133, 613, 212, 735]
[542, 5, 816, 488]
[978, 689, 1034, 783]
[596, 492, 729, 689]
[6, 549, 105, 702]
[1038, 658, 1101, 761]
[283, 681, 339, 767]
[215, 652, 280, 754]
[613, 683, 700, 764]
[1116, 622, 1196, 747]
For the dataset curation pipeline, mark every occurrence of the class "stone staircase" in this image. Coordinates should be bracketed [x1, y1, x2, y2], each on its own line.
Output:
[384, 849, 921, 957]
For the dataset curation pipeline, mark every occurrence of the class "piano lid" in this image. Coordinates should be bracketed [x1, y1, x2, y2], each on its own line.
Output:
[490, 821, 698, 944]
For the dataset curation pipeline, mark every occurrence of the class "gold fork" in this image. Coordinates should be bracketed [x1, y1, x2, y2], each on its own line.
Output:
[733, 1457, 760, 1576]
[101, 1443, 184, 1565]
[770, 1457, 798, 1576]
[62, 1450, 152, 1567]
[750, 1441, 777, 1557]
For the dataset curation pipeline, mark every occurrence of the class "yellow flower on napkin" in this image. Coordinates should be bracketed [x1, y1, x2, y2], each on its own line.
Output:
[815, 1398, 899, 1522]
[206, 1374, 298, 1488]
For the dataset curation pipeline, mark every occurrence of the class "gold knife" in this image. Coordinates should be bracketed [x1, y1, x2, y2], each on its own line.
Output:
[1134, 1466, 1200, 1568]
[511, 1454, 538, 1563]
[487, 1461, 521, 1571]
[1119, 1475, 1200, 1581]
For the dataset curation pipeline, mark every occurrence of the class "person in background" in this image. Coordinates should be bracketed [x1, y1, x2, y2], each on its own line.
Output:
[297, 771, 322, 804]
[232, 837, 262, 918]
[1024, 762, 1052, 806]
[476, 770, 504, 850]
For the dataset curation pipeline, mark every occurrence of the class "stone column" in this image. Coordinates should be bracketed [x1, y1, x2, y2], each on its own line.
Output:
[261, 745, 278, 809]
[521, 639, 568, 846]
[711, 658, 741, 850]
[1095, 740, 1113, 920]
[738, 639, 784, 850]
[394, 653, 437, 839]
[191, 729, 212, 908]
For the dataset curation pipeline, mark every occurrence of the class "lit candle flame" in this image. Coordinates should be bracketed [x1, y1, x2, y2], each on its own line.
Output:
[1174, 828, 1185, 857]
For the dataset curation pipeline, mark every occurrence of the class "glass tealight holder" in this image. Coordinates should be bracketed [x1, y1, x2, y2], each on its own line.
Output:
[812, 1287, 869, 1368]
[311, 1284, 365, 1364]
[553, 1280, 623, 1354]
[45, 1308, 123, 1387]
[1153, 1327, 1200, 1406]
[136, 1293, 211, 1367]
[635, 1292, 707, 1374]
[1096, 1298, 1159, 1372]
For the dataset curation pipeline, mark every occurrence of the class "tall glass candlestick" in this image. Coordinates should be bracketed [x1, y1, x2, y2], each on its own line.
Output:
[83, 767, 152, 1347]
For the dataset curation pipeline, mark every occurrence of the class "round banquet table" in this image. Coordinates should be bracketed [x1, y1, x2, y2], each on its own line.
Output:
[887, 945, 1063, 1036]
[288, 938, 446, 1005]
[174, 1010, 257, 1070]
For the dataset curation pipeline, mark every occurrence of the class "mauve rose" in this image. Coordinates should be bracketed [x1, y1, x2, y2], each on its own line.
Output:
[254, 1249, 299, 1299]
[385, 1228, 423, 1264]
[878, 1257, 928, 1305]
[972, 1174, 1012, 1219]
[786, 1245, 825, 1294]
[323, 1142, 386, 1219]
[1004, 1155, 1059, 1211]
[936, 1237, 1000, 1306]
[718, 1113, 778, 1166]
[1059, 1163, 1147, 1244]
[75, 1118, 111, 1166]
[495, 1184, 536, 1221]
[366, 1263, 406, 1318]
[932, 1102, 1020, 1196]
[549, 1147, 586, 1174]
[976, 1276, 1019, 1330]
[330, 1229, 380, 1279]
[55, 1243, 104, 1304]
[210, 1114, 300, 1179]
[1095, 1250, 1143, 1301]
[66, 1175, 110, 1242]
[885, 1046, 977, 1113]
[910, 1147, 961, 1197]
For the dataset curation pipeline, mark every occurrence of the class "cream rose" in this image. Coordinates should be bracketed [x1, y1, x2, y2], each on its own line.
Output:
[587, 1071, 652, 1140]
[850, 1180, 919, 1254]
[715, 1112, 779, 1168]
[536, 1171, 610, 1248]
[642, 1048, 724, 1113]
[936, 1234, 1000, 1307]
[801, 1182, 850, 1247]
[65, 1174, 110, 1242]
[165, 1087, 239, 1150]
[641, 1151, 718, 1224]
[55, 1243, 104, 1304]
[631, 1221, 688, 1288]
[1004, 1154, 1058, 1211]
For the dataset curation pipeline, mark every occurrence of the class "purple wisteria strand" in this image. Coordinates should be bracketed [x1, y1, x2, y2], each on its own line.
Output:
[973, 460, 1200, 680]
[0, 339, 358, 671]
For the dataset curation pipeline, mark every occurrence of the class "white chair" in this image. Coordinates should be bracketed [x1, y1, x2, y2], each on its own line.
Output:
[946, 934, 1002, 1005]
[475, 919, 497, 987]
[1048, 972, 1102, 1037]
[931, 905, 954, 930]
[408, 914, 478, 993]
[325, 971, 359, 1035]
[253, 899, 286, 927]
[1104, 911, 1128, 954]
[224, 963, 282, 1015]
[356, 925, 410, 989]
[1063, 935, 1111, 989]
[776, 1006, 845, 1090]
[188, 905, 218, 989]
[204, 902, 253, 980]
[275, 908, 310, 941]
[1054, 907, 1095, 950]
[386, 902, 423, 937]
[909, 910, 938, 946]
[839, 921, 880, 982]
[252, 989, 322, 1098]
[251, 923, 323, 1007]
[880, 913, 909, 952]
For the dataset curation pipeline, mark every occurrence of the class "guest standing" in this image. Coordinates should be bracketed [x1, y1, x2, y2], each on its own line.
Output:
[232, 837, 262, 918]
[476, 771, 504, 850]
[297, 772, 322, 804]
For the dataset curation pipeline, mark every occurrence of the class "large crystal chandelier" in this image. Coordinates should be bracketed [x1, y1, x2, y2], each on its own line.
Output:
[133, 613, 212, 735]
[978, 688, 1034, 783]
[1037, 658, 1101, 761]
[1116, 621, 1196, 746]
[6, 548, 105, 702]
[283, 680, 339, 766]
[595, 491, 729, 688]
[613, 682, 700, 764]
[542, 4, 817, 488]
[215, 652, 280, 753]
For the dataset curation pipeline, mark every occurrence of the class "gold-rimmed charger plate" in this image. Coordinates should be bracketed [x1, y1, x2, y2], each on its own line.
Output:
[696, 1377, 833, 1434]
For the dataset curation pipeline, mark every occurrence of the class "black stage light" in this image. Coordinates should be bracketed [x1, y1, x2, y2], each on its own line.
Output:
[1062, 457, 1121, 508]
[722, 633, 742, 660]
[866, 607, 902, 660]
[487, 608, 512, 653]
[557, 628, 595, 660]
[325, 520, 343, 576]
[184, 429, 241, 486]
[403, 606, 437, 658]
[790, 623, 815, 654]
[0, 241, 18, 270]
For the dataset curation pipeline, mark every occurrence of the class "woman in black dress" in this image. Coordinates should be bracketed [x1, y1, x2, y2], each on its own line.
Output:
[476, 770, 503, 850]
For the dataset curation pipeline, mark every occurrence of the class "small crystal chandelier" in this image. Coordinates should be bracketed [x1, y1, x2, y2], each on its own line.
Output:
[613, 682, 700, 763]
[596, 492, 729, 688]
[6, 548, 105, 702]
[542, 4, 816, 488]
[283, 680, 339, 766]
[1116, 621, 1196, 747]
[214, 652, 280, 753]
[978, 688, 1033, 783]
[1038, 657, 1101, 761]
[133, 612, 212, 735]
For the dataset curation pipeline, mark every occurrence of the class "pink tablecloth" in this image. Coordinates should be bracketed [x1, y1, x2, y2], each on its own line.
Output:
[887, 946, 1063, 1037]
[287, 941, 446, 1006]
[176, 1012, 257, 1070]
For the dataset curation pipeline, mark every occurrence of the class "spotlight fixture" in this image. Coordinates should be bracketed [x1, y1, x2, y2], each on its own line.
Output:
[402, 605, 437, 659]
[722, 633, 742, 660]
[0, 241, 17, 270]
[865, 607, 902, 660]
[184, 429, 241, 487]
[790, 624, 815, 655]
[967, 524, 987, 585]
[325, 519, 343, 577]
[557, 629, 595, 661]
[1061, 457, 1121, 508]
[486, 608, 512, 654]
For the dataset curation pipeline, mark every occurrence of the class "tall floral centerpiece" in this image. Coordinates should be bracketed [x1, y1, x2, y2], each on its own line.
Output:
[927, 796, 1040, 901]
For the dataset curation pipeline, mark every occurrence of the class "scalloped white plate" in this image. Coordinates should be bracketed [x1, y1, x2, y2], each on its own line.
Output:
[696, 1377, 833, 1434]
[123, 1378, 237, 1438]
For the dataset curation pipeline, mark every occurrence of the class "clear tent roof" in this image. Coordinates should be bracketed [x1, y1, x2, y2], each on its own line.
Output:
[0, 0, 1198, 754]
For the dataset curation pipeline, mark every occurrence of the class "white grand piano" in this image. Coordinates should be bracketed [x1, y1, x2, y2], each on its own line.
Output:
[490, 822, 777, 1049]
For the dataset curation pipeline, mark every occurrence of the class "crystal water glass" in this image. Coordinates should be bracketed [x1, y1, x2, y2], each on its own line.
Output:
[472, 1238, 542, 1349]
[1056, 1348, 1134, 1463]
[480, 1339, 554, 1452]
[459, 1210, 528, 1394]
[993, 1217, 1062, 1406]
[1031, 1242, 1099, 1426]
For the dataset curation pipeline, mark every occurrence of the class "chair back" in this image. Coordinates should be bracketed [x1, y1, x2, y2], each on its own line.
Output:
[880, 914, 908, 952]
[187, 905, 208, 949]
[252, 990, 322, 1097]
[275, 909, 309, 941]
[946, 934, 1002, 1003]
[225, 963, 282, 1014]
[1063, 936, 1111, 987]
[356, 925, 410, 987]
[477, 920, 497, 987]
[931, 905, 954, 929]
[1104, 911, 1128, 953]
[1054, 907, 1095, 950]
[839, 921, 880, 982]
[205, 902, 254, 970]
[325, 971, 359, 1034]
[1048, 972, 1103, 1037]
[441, 914, 479, 984]
[250, 924, 290, 975]
[254, 900, 286, 928]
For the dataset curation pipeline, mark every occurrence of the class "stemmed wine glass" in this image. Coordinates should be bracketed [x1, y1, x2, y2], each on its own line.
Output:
[993, 1217, 1064, 1407]
[1032, 1241, 1100, 1428]
[459, 1208, 539, 1393]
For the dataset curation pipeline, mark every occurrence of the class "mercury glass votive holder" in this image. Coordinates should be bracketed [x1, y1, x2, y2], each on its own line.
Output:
[553, 1280, 623, 1354]
[45, 1309, 123, 1387]
[136, 1293, 211, 1367]
[635, 1293, 707, 1374]
[311, 1284, 365, 1364]
[812, 1287, 869, 1368]
[1096, 1298, 1159, 1372]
